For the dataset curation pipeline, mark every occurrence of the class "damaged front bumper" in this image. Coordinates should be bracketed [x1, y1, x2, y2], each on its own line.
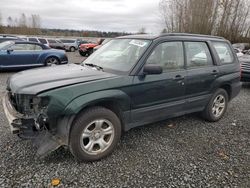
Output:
[2, 93, 23, 134]
[2, 93, 74, 157]
[2, 93, 60, 157]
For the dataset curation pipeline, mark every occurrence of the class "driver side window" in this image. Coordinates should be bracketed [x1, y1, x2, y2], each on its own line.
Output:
[146, 42, 184, 72]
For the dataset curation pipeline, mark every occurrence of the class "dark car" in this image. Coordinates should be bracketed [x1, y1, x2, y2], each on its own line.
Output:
[238, 54, 250, 82]
[47, 39, 65, 50]
[0, 35, 22, 43]
[0, 41, 68, 70]
[2, 33, 241, 161]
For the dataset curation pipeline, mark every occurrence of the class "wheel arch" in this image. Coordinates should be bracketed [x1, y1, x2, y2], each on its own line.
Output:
[43, 55, 61, 65]
[219, 83, 232, 100]
[63, 90, 131, 132]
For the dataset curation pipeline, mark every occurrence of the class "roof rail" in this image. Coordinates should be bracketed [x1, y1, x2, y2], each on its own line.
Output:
[160, 33, 224, 39]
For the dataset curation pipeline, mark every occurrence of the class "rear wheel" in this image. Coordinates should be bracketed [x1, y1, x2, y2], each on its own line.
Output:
[69, 107, 122, 162]
[70, 46, 76, 52]
[202, 89, 228, 122]
[45, 57, 60, 66]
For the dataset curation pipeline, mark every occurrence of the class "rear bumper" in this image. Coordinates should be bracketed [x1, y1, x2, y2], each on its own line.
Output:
[2, 93, 23, 134]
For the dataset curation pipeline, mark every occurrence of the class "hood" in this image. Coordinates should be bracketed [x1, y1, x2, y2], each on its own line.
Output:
[8, 64, 117, 95]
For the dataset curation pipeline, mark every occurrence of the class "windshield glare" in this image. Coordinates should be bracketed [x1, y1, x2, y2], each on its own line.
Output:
[0, 41, 14, 50]
[83, 39, 151, 72]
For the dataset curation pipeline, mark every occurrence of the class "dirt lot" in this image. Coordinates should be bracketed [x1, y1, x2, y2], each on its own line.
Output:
[0, 52, 250, 187]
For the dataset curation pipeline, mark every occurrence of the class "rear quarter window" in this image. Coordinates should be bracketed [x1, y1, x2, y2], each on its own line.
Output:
[212, 42, 234, 64]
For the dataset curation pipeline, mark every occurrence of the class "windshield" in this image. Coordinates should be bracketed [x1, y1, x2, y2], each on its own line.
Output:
[0, 41, 14, 50]
[83, 39, 151, 72]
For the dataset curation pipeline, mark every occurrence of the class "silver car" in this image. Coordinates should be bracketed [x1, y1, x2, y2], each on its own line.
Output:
[60, 39, 78, 52]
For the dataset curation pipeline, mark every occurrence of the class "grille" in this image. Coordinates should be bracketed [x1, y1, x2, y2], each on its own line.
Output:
[241, 62, 250, 73]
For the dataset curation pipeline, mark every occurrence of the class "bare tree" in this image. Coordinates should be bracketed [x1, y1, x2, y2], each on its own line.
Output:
[159, 0, 250, 42]
[7, 16, 14, 27]
[138, 27, 146, 34]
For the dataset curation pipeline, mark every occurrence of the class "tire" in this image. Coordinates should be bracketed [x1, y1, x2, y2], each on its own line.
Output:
[70, 46, 76, 52]
[87, 48, 94, 56]
[79, 51, 87, 56]
[202, 89, 229, 122]
[69, 107, 122, 162]
[45, 57, 60, 66]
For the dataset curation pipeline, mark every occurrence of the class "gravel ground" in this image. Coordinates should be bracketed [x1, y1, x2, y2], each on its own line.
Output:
[0, 53, 250, 187]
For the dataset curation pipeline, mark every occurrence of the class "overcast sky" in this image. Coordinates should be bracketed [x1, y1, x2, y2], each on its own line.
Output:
[0, 0, 163, 33]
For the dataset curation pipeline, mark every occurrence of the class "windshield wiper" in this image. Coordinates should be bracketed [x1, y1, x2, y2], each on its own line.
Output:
[84, 63, 104, 71]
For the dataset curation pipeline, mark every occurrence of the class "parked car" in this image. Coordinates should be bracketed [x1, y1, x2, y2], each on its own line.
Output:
[238, 54, 250, 82]
[77, 40, 89, 47]
[60, 39, 78, 52]
[93, 38, 112, 52]
[47, 39, 65, 50]
[78, 39, 104, 56]
[2, 33, 241, 161]
[0, 35, 22, 43]
[22, 37, 50, 46]
[0, 41, 68, 70]
[234, 48, 244, 57]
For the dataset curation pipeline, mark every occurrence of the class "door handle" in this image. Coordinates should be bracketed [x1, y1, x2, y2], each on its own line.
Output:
[211, 70, 218, 75]
[173, 75, 184, 81]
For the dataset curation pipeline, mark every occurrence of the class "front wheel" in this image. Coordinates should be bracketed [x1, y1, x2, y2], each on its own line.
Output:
[69, 107, 122, 162]
[202, 89, 229, 122]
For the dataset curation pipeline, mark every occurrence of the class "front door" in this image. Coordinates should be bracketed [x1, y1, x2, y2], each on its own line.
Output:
[131, 41, 187, 126]
[6, 43, 41, 68]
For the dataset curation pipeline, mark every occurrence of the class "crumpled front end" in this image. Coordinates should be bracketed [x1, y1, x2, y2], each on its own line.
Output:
[2, 91, 69, 157]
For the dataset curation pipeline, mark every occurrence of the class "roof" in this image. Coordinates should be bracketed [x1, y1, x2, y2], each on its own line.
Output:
[118, 33, 225, 40]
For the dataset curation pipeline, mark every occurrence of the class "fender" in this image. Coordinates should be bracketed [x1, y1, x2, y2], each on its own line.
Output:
[63, 89, 131, 115]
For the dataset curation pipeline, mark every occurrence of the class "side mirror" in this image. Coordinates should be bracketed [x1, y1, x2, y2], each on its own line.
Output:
[143, 64, 163, 75]
[7, 48, 14, 53]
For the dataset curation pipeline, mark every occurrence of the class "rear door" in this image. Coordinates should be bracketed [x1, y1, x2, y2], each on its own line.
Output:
[184, 41, 219, 111]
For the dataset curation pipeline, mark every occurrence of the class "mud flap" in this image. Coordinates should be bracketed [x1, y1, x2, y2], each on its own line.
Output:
[34, 131, 63, 157]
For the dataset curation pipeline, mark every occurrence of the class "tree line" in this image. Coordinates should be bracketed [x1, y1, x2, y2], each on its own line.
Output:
[0, 13, 130, 38]
[159, 0, 250, 43]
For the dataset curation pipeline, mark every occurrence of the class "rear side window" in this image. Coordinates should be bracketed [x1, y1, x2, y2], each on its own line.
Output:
[61, 39, 75, 43]
[38, 38, 47, 44]
[212, 42, 234, 64]
[29, 38, 38, 42]
[185, 42, 213, 68]
[48, 39, 56, 43]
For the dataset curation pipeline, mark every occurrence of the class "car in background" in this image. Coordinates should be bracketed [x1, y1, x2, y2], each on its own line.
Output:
[232, 43, 250, 52]
[0, 41, 68, 70]
[238, 54, 250, 82]
[22, 37, 50, 47]
[78, 39, 105, 56]
[0, 35, 22, 43]
[47, 39, 65, 50]
[234, 48, 244, 57]
[93, 38, 112, 52]
[60, 39, 78, 52]
[77, 40, 89, 48]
